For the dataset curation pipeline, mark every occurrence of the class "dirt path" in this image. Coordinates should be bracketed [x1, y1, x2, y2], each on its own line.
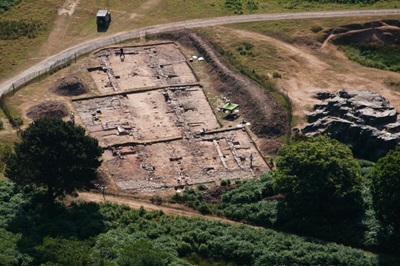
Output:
[210, 26, 400, 128]
[130, 0, 161, 19]
[1, 9, 400, 100]
[39, 0, 80, 57]
[77, 191, 243, 225]
[278, 41, 400, 128]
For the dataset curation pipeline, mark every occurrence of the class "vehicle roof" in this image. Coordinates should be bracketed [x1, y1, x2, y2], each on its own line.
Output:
[97, 10, 109, 17]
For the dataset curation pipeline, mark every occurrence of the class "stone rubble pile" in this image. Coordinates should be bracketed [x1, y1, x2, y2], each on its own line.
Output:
[302, 90, 400, 160]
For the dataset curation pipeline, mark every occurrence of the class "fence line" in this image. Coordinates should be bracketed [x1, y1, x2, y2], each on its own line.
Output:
[0, 29, 148, 97]
[1, 9, 400, 97]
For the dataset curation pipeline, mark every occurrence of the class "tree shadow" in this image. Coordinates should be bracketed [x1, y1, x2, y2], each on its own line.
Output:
[7, 191, 105, 264]
[275, 200, 369, 248]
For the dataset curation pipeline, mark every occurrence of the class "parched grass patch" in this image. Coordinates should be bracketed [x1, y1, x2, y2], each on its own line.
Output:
[385, 77, 400, 92]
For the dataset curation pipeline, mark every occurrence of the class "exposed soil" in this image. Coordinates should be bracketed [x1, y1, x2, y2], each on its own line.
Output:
[156, 31, 290, 140]
[202, 184, 239, 204]
[74, 42, 269, 193]
[58, 0, 80, 16]
[76, 191, 245, 225]
[49, 75, 90, 96]
[321, 20, 400, 46]
[18, 19, 400, 196]
[26, 101, 69, 120]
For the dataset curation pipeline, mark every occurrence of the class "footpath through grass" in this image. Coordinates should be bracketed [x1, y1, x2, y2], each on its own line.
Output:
[0, 0, 63, 82]
[1, 0, 399, 84]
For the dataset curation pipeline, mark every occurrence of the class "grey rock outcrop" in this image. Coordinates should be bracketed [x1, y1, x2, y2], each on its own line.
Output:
[302, 90, 400, 160]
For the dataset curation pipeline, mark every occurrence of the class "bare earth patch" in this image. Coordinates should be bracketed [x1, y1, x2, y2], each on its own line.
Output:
[26, 101, 69, 120]
[58, 0, 80, 16]
[72, 41, 270, 193]
[217, 23, 400, 130]
[321, 20, 400, 47]
[49, 75, 90, 96]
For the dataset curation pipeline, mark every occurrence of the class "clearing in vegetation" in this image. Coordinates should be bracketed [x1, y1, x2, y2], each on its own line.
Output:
[72, 42, 269, 193]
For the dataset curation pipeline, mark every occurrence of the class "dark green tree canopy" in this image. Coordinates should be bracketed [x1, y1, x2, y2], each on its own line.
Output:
[371, 147, 400, 232]
[274, 135, 363, 219]
[6, 118, 103, 201]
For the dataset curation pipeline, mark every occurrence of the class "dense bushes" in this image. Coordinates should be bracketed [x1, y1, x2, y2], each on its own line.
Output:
[289, 0, 379, 4]
[0, 0, 21, 13]
[345, 45, 400, 72]
[224, 0, 258, 14]
[0, 20, 45, 40]
[0, 180, 380, 265]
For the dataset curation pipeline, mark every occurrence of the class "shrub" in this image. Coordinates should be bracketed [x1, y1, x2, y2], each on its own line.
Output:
[197, 184, 207, 191]
[220, 179, 231, 186]
[0, 20, 45, 40]
[198, 203, 212, 215]
[310, 26, 323, 33]
[0, 0, 21, 13]
[150, 196, 163, 205]
[272, 72, 281, 78]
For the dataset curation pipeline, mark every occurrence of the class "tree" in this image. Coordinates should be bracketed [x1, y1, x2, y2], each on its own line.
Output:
[371, 147, 400, 233]
[0, 143, 12, 174]
[6, 118, 103, 202]
[274, 135, 363, 220]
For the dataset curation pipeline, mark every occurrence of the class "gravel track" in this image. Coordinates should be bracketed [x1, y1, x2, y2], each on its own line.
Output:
[77, 191, 245, 226]
[1, 9, 399, 96]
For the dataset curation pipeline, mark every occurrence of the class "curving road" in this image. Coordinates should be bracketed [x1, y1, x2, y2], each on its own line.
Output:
[0, 9, 399, 95]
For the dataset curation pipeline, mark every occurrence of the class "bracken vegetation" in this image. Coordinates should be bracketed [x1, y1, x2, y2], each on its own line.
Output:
[344, 44, 400, 72]
[0, 180, 381, 265]
[0, 0, 21, 13]
[224, 0, 259, 14]
[0, 20, 46, 40]
[286, 0, 379, 4]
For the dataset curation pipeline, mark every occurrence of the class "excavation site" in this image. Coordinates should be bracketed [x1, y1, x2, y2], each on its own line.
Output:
[72, 41, 271, 193]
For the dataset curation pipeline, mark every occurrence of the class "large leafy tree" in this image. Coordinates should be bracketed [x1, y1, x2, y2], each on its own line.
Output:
[274, 135, 363, 219]
[371, 147, 400, 233]
[6, 118, 103, 202]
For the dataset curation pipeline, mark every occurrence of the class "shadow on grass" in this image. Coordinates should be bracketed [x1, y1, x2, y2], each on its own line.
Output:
[275, 200, 369, 248]
[7, 192, 105, 264]
[97, 24, 110, 33]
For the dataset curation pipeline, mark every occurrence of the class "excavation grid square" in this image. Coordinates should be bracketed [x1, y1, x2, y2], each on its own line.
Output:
[89, 43, 198, 93]
[73, 42, 269, 193]
[103, 130, 269, 192]
[73, 85, 221, 146]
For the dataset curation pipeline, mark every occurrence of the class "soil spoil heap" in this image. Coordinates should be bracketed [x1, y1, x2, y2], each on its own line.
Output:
[49, 76, 90, 96]
[27, 101, 69, 121]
